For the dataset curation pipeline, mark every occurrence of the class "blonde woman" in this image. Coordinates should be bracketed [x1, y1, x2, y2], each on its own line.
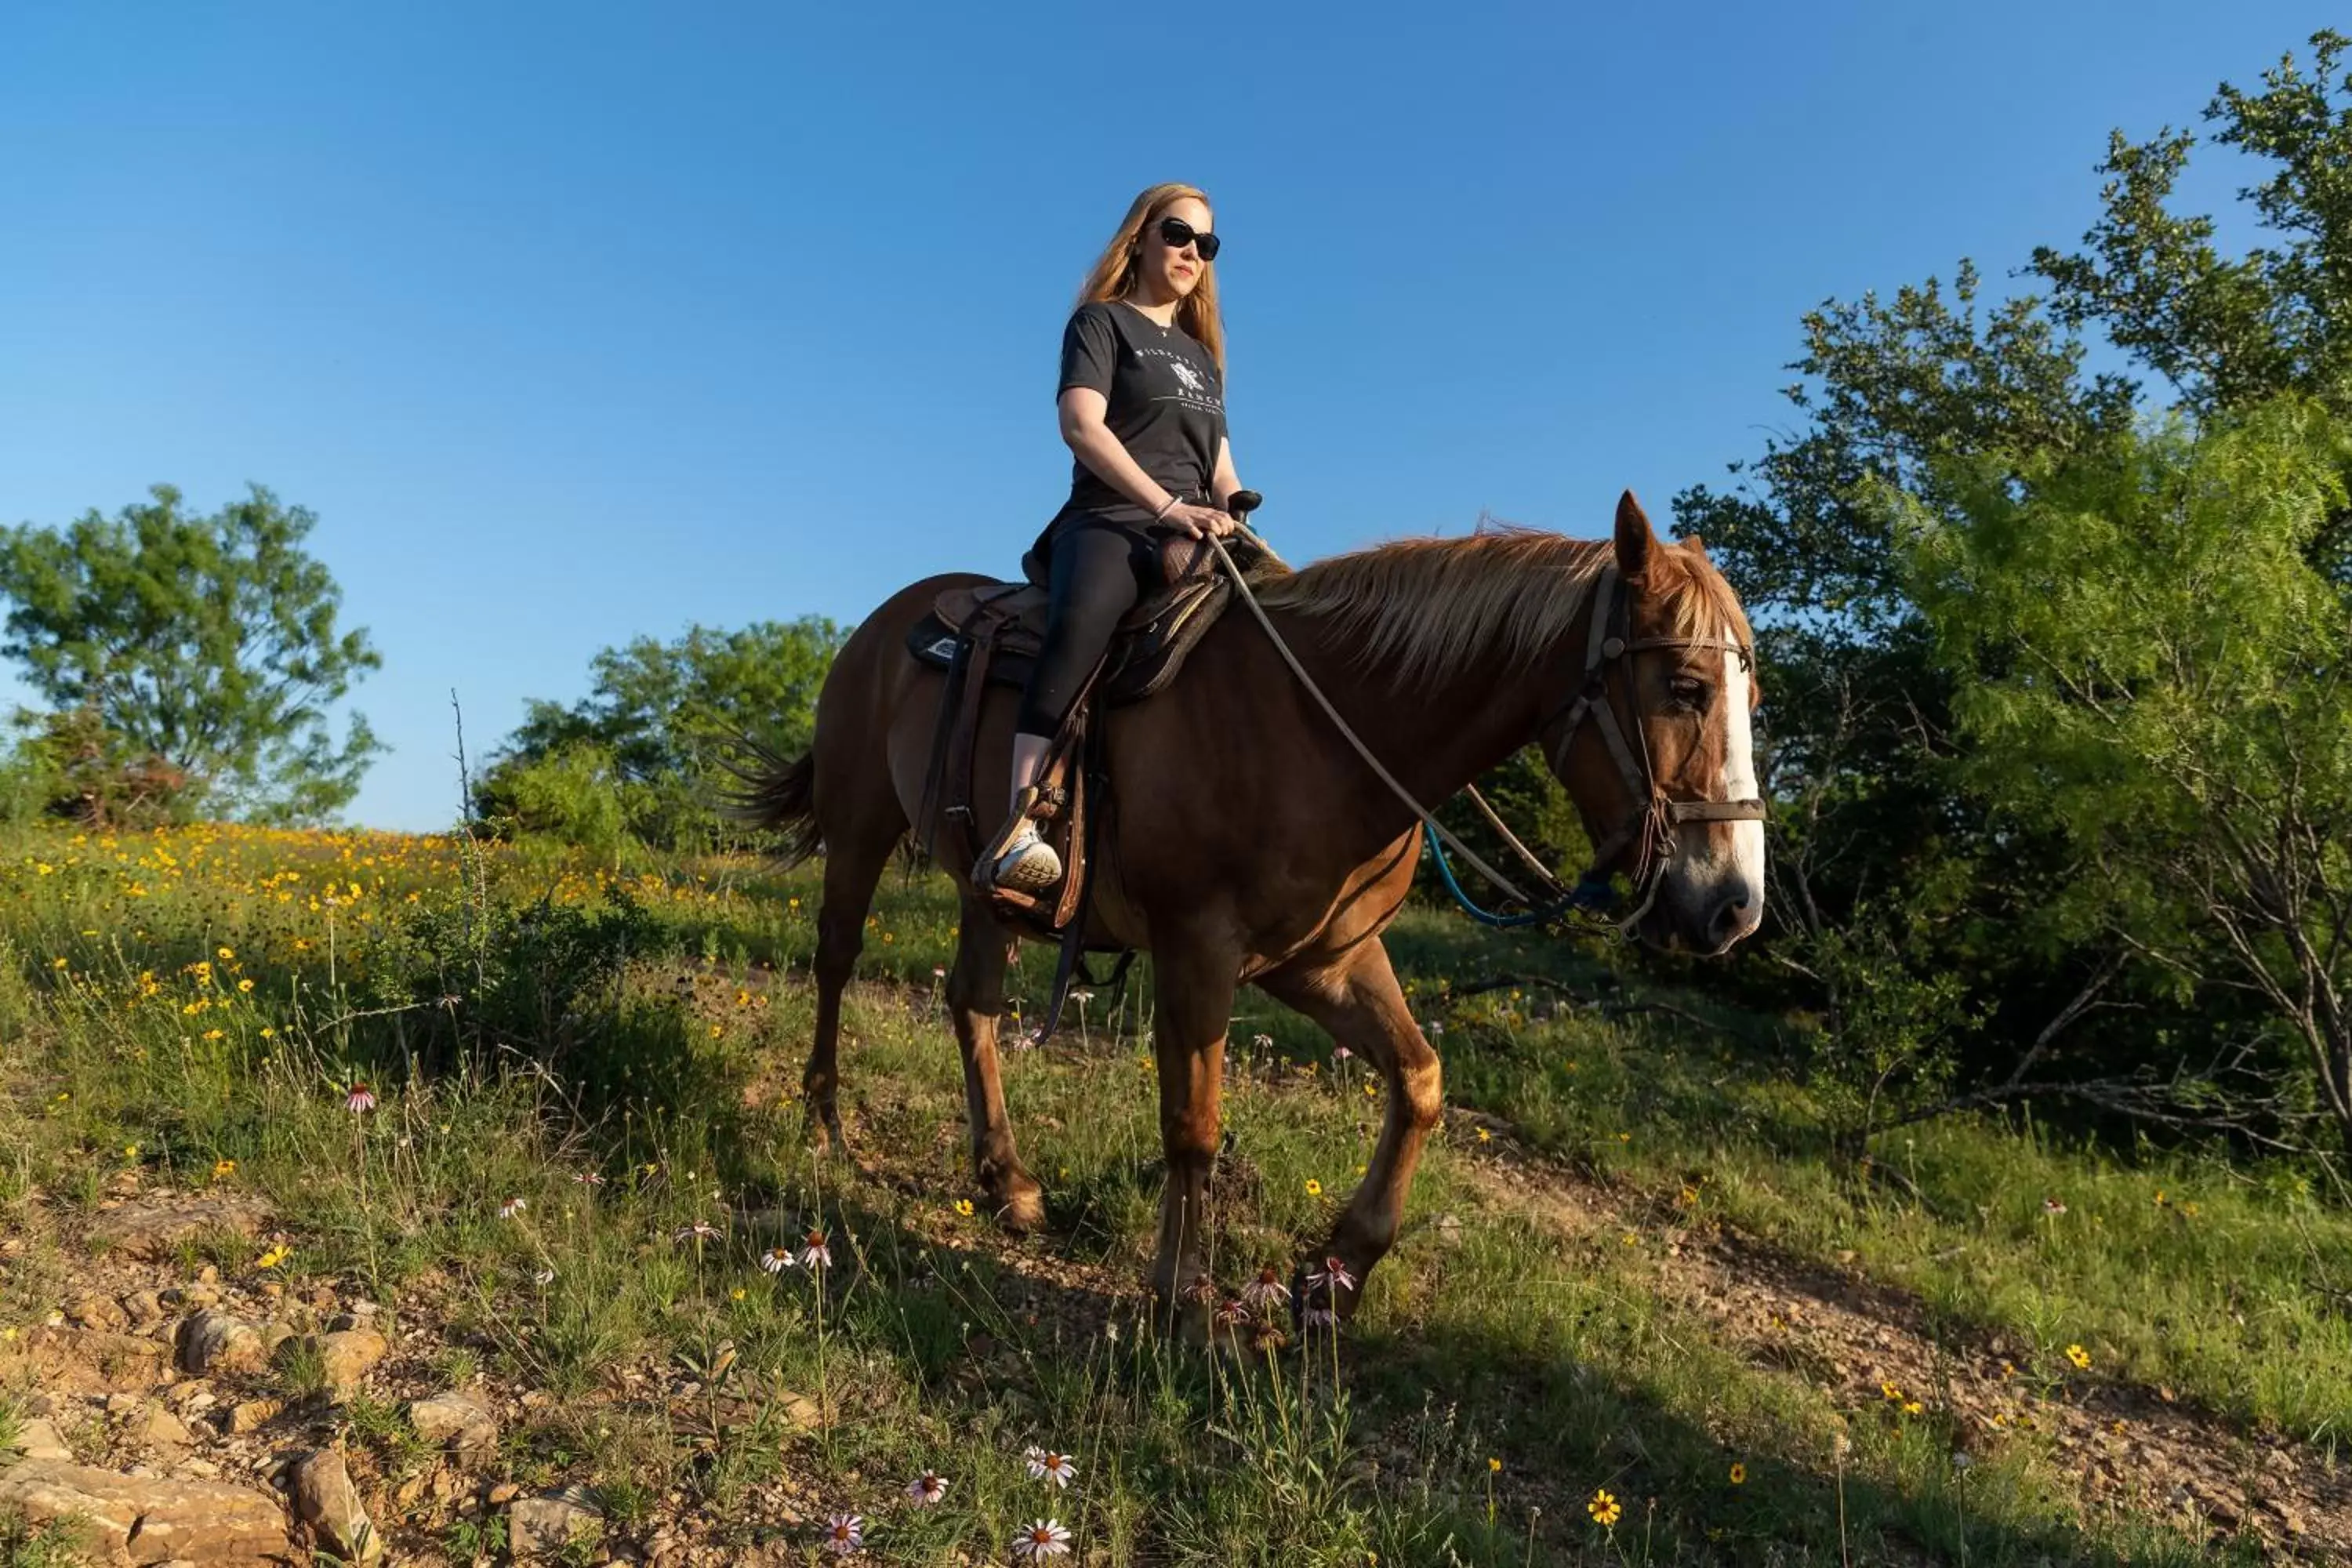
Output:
[989, 183, 1244, 893]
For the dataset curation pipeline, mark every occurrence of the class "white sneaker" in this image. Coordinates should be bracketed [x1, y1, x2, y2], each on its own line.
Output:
[990, 823, 1062, 892]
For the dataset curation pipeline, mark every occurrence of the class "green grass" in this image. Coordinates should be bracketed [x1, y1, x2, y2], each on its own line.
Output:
[0, 819, 2336, 1562]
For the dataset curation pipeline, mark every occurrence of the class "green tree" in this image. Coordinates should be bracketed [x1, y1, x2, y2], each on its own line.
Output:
[1904, 401, 2352, 1153]
[0, 485, 383, 824]
[1670, 31, 2352, 1115]
[483, 618, 846, 851]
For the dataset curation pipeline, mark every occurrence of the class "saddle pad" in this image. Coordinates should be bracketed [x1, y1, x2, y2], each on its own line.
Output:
[905, 573, 1233, 706]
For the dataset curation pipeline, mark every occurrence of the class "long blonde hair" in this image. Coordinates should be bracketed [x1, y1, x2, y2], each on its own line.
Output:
[1076, 183, 1225, 372]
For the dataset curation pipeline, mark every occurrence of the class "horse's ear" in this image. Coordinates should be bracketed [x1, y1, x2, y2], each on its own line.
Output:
[1682, 533, 1708, 559]
[1613, 491, 1657, 583]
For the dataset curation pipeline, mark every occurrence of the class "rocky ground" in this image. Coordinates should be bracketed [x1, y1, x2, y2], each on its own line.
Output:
[9, 1102, 2352, 1565]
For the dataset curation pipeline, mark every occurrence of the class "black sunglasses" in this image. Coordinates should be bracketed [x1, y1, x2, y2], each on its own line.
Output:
[1155, 215, 1221, 261]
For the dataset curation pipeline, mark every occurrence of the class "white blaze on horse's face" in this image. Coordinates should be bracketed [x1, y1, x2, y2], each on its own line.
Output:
[1655, 625, 1766, 954]
[1717, 634, 1766, 933]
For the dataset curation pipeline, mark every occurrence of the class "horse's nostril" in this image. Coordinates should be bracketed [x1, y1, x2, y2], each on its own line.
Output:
[1708, 896, 1751, 946]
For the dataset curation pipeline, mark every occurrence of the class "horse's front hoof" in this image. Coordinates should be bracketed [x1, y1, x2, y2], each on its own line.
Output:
[987, 1174, 1047, 1234]
[804, 1104, 849, 1158]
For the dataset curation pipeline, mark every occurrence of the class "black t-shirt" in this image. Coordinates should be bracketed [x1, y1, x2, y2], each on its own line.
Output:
[1049, 299, 1226, 530]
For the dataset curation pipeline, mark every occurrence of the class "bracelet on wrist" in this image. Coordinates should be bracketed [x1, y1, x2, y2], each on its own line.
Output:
[1151, 496, 1181, 522]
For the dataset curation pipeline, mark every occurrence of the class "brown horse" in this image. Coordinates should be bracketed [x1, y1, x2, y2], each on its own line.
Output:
[736, 492, 1764, 1329]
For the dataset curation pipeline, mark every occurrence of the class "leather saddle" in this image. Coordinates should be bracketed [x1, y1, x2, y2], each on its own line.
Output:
[902, 532, 1249, 706]
[909, 499, 1276, 1041]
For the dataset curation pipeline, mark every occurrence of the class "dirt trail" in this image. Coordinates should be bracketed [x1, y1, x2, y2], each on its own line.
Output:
[1456, 1138, 2352, 1563]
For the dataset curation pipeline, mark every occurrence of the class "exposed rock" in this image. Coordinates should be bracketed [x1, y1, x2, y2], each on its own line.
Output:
[488, 1480, 522, 1504]
[122, 1290, 166, 1327]
[0, 1457, 290, 1564]
[178, 1309, 263, 1375]
[260, 1322, 298, 1359]
[0, 1325, 172, 1393]
[223, 1397, 282, 1434]
[164, 1380, 215, 1412]
[162, 1283, 221, 1311]
[2, 1417, 73, 1461]
[510, 1487, 603, 1559]
[408, 1388, 498, 1452]
[290, 1449, 383, 1566]
[122, 1400, 194, 1450]
[310, 1328, 388, 1392]
[91, 1193, 271, 1261]
[68, 1293, 130, 1331]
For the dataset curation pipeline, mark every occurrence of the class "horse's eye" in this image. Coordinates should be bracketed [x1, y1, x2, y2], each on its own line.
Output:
[1668, 676, 1709, 710]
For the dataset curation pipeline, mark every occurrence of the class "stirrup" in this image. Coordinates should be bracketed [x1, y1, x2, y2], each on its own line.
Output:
[989, 824, 1063, 894]
[978, 790, 1063, 894]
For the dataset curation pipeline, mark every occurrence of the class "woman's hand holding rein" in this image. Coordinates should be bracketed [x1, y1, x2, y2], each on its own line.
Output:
[1158, 500, 1236, 539]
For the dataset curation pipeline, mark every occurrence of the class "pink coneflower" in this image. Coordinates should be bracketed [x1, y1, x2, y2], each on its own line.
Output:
[1214, 1296, 1247, 1328]
[344, 1083, 376, 1114]
[1306, 1255, 1358, 1295]
[906, 1469, 949, 1505]
[673, 1220, 720, 1243]
[760, 1246, 796, 1274]
[800, 1229, 833, 1269]
[1012, 1519, 1072, 1559]
[572, 1170, 606, 1186]
[2042, 1196, 2067, 1215]
[1333, 1046, 1353, 1062]
[1305, 1305, 1338, 1328]
[1024, 1446, 1077, 1487]
[498, 1196, 527, 1220]
[1243, 1265, 1290, 1310]
[822, 1513, 862, 1555]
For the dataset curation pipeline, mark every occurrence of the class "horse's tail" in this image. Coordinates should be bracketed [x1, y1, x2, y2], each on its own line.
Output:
[719, 734, 823, 868]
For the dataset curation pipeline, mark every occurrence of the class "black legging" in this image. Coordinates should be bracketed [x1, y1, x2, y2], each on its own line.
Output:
[1014, 521, 1163, 738]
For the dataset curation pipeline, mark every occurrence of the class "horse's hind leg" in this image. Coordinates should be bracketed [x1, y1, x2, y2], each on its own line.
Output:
[946, 895, 1046, 1231]
[804, 794, 906, 1156]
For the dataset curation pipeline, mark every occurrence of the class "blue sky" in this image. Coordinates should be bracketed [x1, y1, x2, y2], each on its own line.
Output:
[0, 2, 2332, 829]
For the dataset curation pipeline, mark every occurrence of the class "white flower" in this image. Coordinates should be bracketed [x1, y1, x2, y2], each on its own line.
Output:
[498, 1197, 527, 1220]
[532, 1268, 556, 1287]
[800, 1229, 833, 1269]
[673, 1220, 720, 1243]
[906, 1469, 949, 1505]
[1025, 1447, 1076, 1487]
[1306, 1254, 1358, 1294]
[822, 1512, 862, 1555]
[1012, 1519, 1072, 1559]
[1243, 1265, 1290, 1309]
[760, 1246, 796, 1274]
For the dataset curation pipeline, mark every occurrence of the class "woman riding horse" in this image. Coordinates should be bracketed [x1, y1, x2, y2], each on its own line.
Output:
[989, 182, 1245, 895]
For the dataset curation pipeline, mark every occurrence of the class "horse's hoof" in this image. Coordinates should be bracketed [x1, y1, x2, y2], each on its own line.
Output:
[805, 1111, 850, 1158]
[993, 1184, 1047, 1234]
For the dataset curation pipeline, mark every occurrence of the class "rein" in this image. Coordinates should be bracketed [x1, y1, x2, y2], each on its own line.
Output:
[1206, 535, 1766, 936]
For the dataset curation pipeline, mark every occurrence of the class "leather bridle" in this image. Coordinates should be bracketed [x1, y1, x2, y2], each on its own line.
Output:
[1540, 564, 1769, 920]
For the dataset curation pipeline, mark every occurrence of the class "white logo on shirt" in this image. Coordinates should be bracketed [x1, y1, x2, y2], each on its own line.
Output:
[1168, 360, 1206, 394]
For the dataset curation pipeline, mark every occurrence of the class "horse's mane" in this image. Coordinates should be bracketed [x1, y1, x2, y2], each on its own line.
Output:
[1251, 524, 1751, 691]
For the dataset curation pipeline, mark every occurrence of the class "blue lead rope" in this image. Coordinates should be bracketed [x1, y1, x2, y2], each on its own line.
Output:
[1421, 822, 1617, 929]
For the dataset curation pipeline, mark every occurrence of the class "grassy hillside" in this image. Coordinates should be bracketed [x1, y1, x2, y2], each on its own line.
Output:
[2, 821, 2347, 1564]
